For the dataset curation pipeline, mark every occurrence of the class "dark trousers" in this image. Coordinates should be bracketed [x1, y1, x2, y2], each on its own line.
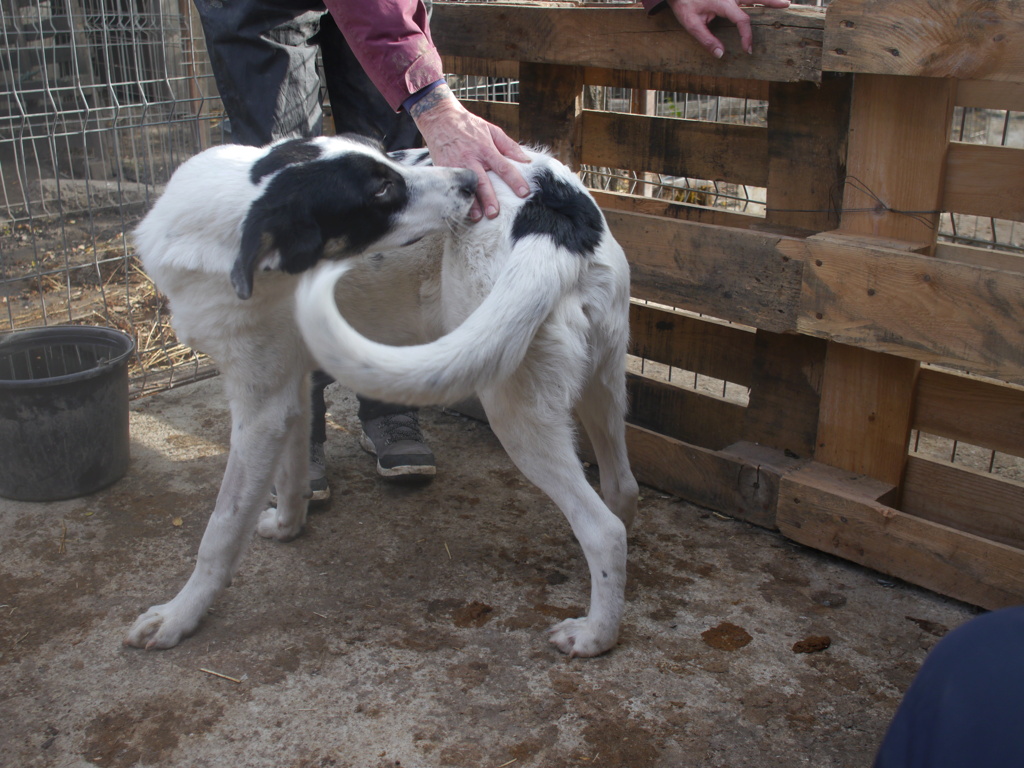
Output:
[874, 606, 1024, 767]
[194, 0, 426, 439]
[193, 0, 423, 148]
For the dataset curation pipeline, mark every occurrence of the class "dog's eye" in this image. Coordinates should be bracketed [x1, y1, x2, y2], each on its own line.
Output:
[375, 179, 394, 198]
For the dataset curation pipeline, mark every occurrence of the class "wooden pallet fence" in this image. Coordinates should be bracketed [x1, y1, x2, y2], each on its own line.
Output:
[433, 1, 1024, 609]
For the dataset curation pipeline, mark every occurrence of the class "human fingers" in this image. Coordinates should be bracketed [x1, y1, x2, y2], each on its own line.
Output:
[487, 125, 531, 199]
[430, 124, 524, 219]
[465, 140, 529, 221]
[668, 0, 785, 56]
[734, 0, 791, 52]
[716, 1, 754, 54]
[470, 160, 500, 221]
[491, 124, 530, 166]
[672, 1, 728, 58]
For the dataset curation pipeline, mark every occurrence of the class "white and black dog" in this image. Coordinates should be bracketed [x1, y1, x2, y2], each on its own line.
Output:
[126, 135, 637, 657]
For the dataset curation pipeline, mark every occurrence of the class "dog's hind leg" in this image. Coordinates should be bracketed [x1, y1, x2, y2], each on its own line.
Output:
[481, 388, 628, 658]
[575, 370, 639, 531]
[124, 374, 308, 649]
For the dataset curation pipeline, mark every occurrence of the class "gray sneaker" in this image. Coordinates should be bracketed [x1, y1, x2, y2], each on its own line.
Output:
[360, 411, 436, 478]
[270, 441, 330, 504]
[307, 441, 330, 500]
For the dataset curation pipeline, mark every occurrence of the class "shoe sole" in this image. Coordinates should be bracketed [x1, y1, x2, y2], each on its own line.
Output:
[308, 486, 331, 501]
[360, 432, 437, 478]
[269, 486, 330, 506]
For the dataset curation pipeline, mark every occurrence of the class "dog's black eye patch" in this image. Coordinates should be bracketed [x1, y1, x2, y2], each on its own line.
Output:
[251, 138, 322, 184]
[232, 153, 409, 299]
[511, 168, 603, 258]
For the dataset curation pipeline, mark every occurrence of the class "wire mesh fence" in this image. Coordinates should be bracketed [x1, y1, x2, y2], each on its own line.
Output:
[0, 0, 220, 396]
[1, 0, 1021, 478]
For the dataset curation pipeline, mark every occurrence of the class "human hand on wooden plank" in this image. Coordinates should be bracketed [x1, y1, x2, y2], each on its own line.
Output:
[645, 0, 792, 58]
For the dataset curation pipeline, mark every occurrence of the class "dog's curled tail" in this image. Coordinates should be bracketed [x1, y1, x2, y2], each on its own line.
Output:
[295, 253, 573, 407]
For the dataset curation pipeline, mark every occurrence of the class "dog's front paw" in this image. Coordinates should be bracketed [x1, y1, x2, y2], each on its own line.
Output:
[124, 603, 200, 650]
[549, 617, 618, 658]
[256, 506, 305, 541]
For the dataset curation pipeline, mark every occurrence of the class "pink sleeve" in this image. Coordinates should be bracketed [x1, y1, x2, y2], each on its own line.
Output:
[322, 0, 445, 111]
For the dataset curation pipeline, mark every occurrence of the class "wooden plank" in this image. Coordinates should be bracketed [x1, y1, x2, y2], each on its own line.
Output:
[630, 87, 659, 199]
[610, 216, 1024, 381]
[956, 80, 1024, 111]
[943, 143, 1024, 222]
[581, 110, 768, 186]
[581, 69, 769, 101]
[815, 344, 919, 485]
[812, 73, 954, 485]
[935, 243, 1024, 274]
[823, 0, 1024, 83]
[593, 190, 766, 232]
[441, 55, 519, 80]
[518, 62, 584, 169]
[625, 427, 804, 529]
[811, 230, 931, 255]
[914, 368, 1024, 458]
[432, 4, 825, 83]
[765, 74, 852, 232]
[742, 331, 827, 458]
[778, 461, 1024, 610]
[902, 455, 1024, 551]
[781, 234, 1024, 385]
[629, 302, 755, 386]
[839, 74, 956, 248]
[627, 373, 744, 451]
[606, 210, 803, 332]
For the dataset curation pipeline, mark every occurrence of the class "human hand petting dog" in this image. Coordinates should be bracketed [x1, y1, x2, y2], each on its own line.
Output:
[652, 0, 792, 58]
[409, 82, 531, 222]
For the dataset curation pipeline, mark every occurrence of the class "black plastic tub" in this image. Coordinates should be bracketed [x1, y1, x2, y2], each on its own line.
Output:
[0, 325, 135, 501]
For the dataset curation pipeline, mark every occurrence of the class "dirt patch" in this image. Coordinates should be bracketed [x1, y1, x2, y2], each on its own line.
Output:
[701, 621, 753, 651]
[83, 697, 225, 768]
[792, 635, 832, 654]
[452, 600, 495, 628]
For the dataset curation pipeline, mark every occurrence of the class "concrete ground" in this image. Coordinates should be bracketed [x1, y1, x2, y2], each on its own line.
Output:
[1, 376, 978, 768]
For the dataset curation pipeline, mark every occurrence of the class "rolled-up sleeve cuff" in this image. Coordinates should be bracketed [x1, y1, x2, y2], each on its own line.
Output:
[401, 78, 446, 113]
[381, 47, 445, 112]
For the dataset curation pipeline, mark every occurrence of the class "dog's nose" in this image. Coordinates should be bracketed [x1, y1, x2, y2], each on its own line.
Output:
[456, 169, 478, 199]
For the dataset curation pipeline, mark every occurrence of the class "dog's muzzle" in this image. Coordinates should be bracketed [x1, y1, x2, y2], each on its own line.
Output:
[455, 169, 477, 200]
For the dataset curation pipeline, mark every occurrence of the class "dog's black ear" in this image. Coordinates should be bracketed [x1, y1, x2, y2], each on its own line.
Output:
[230, 216, 265, 300]
[231, 205, 326, 300]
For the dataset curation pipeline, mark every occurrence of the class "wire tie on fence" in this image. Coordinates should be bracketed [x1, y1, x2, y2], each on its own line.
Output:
[838, 175, 942, 229]
[760, 176, 942, 229]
